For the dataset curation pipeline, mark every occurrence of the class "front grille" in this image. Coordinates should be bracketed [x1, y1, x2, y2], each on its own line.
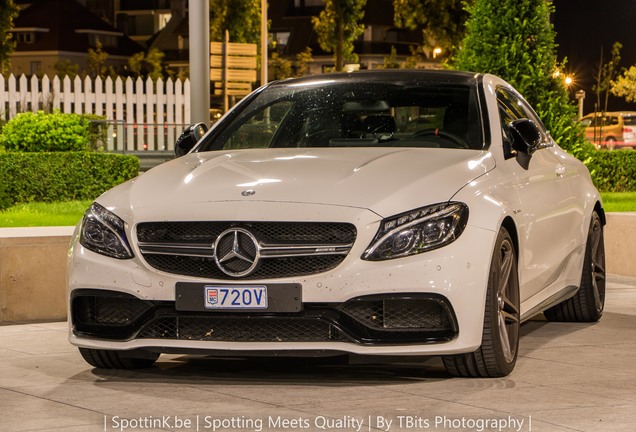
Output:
[340, 298, 453, 331]
[72, 291, 458, 345]
[139, 317, 348, 342]
[71, 290, 157, 339]
[136, 221, 356, 280]
[137, 221, 356, 244]
[143, 254, 345, 280]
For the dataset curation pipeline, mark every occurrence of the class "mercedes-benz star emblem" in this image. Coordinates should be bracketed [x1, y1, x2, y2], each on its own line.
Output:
[213, 228, 260, 277]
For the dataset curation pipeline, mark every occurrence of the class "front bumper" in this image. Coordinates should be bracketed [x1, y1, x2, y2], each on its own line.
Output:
[71, 289, 457, 345]
[68, 204, 496, 356]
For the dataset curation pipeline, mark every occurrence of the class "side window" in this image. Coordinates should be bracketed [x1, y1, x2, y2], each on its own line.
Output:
[496, 87, 549, 145]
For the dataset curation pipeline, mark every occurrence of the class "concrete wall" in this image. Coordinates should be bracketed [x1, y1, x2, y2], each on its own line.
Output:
[0, 227, 74, 322]
[0, 213, 634, 322]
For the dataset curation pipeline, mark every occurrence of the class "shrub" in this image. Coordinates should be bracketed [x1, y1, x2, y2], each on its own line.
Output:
[0, 152, 139, 209]
[586, 150, 636, 192]
[449, 0, 636, 193]
[0, 111, 106, 152]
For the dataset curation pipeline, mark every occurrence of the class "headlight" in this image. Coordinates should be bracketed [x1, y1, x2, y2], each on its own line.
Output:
[363, 202, 468, 261]
[79, 203, 134, 259]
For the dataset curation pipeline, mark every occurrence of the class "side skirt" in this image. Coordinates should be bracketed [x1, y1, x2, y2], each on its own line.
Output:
[520, 285, 579, 322]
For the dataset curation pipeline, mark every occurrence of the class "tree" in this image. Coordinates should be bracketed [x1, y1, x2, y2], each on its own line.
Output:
[270, 52, 292, 80]
[210, 0, 261, 44]
[127, 52, 145, 77]
[0, 0, 19, 74]
[451, 0, 590, 159]
[593, 42, 622, 113]
[87, 40, 113, 79]
[611, 65, 636, 103]
[53, 59, 80, 79]
[128, 48, 166, 80]
[393, 0, 471, 56]
[295, 47, 313, 77]
[312, 0, 366, 71]
[383, 46, 401, 69]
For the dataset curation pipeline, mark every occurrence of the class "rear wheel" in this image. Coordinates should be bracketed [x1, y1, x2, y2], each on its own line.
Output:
[544, 211, 605, 322]
[443, 227, 520, 377]
[79, 348, 159, 369]
[605, 137, 617, 150]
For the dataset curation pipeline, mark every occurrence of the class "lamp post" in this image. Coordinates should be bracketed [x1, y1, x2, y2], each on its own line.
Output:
[575, 90, 585, 119]
[261, 0, 267, 85]
[189, 0, 210, 125]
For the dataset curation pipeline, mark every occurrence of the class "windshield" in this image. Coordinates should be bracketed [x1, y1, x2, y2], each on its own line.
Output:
[198, 80, 484, 152]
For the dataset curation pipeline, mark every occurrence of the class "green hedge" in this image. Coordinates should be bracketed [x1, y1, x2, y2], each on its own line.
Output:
[0, 152, 139, 209]
[586, 150, 636, 192]
[0, 111, 106, 152]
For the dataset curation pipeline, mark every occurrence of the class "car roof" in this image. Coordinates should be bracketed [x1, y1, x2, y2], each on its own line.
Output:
[267, 69, 482, 88]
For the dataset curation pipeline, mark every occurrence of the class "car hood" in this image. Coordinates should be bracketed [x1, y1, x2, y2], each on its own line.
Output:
[104, 148, 495, 218]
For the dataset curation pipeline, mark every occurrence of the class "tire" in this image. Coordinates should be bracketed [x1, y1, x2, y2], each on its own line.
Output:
[605, 137, 617, 150]
[443, 227, 520, 377]
[79, 347, 159, 369]
[544, 211, 605, 322]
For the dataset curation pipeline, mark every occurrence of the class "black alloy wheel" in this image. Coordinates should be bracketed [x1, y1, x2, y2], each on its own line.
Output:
[544, 211, 605, 322]
[443, 227, 520, 377]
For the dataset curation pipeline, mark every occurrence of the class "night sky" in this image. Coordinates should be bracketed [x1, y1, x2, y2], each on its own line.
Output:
[553, 0, 636, 113]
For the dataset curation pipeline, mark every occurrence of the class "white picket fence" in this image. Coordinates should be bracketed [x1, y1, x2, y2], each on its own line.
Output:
[0, 74, 191, 152]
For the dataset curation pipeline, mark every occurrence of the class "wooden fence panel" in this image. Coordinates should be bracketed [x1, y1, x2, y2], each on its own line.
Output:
[0, 73, 191, 152]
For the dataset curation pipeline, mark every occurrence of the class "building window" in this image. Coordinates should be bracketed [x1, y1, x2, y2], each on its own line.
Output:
[269, 31, 291, 52]
[117, 13, 155, 36]
[15, 32, 35, 43]
[157, 12, 171, 30]
[88, 34, 118, 48]
[30, 61, 42, 75]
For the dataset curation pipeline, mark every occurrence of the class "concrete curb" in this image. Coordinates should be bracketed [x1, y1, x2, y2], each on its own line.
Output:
[0, 214, 633, 321]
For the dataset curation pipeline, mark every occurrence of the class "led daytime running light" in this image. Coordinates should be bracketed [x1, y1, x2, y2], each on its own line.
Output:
[80, 203, 134, 259]
[363, 202, 468, 260]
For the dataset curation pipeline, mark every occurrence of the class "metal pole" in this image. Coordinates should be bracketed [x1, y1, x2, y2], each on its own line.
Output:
[223, 30, 229, 113]
[576, 90, 585, 120]
[189, 0, 210, 125]
[261, 0, 267, 85]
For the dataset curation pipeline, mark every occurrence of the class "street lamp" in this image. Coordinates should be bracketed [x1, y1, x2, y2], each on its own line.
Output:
[575, 90, 585, 119]
[433, 47, 442, 59]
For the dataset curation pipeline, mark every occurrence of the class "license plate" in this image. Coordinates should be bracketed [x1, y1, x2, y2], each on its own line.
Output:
[176, 282, 301, 312]
[204, 285, 267, 309]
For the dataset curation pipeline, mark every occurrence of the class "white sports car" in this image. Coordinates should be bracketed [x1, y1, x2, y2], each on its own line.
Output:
[68, 70, 605, 377]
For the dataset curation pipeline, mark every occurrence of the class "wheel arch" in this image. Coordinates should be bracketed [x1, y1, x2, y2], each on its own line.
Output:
[594, 201, 606, 226]
[501, 216, 519, 262]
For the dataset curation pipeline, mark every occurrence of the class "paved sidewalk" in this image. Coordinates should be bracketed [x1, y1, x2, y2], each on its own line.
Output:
[1, 275, 635, 432]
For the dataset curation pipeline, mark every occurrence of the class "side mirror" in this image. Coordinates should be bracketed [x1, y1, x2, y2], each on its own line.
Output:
[509, 118, 542, 156]
[174, 122, 208, 157]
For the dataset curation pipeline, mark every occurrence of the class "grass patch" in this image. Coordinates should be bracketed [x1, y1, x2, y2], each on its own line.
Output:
[0, 200, 92, 227]
[600, 192, 636, 212]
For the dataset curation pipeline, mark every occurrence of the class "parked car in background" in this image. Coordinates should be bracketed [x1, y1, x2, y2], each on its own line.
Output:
[68, 70, 606, 378]
[580, 111, 636, 149]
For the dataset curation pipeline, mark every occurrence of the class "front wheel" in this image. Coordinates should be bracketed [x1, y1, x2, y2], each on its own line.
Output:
[443, 227, 520, 377]
[79, 348, 159, 369]
[544, 211, 605, 322]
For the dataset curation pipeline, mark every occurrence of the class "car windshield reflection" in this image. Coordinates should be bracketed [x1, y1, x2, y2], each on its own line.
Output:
[200, 81, 484, 152]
